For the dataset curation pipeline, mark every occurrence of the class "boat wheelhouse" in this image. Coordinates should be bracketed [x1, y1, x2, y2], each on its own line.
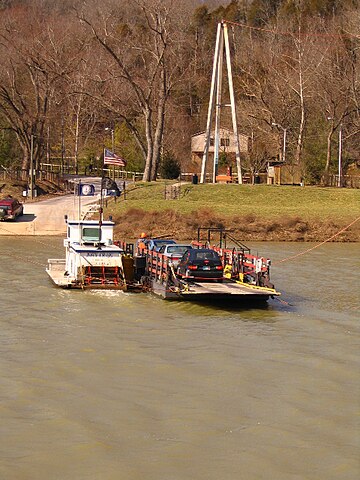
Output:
[46, 218, 135, 289]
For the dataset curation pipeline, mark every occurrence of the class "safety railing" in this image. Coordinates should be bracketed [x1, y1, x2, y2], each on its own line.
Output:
[83, 265, 124, 286]
[144, 249, 171, 283]
[191, 241, 270, 281]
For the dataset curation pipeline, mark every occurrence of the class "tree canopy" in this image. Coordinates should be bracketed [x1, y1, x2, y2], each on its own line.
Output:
[0, 0, 358, 183]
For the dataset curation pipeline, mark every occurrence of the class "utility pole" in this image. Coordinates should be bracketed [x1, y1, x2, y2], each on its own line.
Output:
[326, 118, 343, 187]
[61, 118, 65, 174]
[272, 123, 287, 164]
[105, 126, 114, 151]
[29, 134, 35, 199]
[105, 126, 115, 179]
[338, 125, 342, 187]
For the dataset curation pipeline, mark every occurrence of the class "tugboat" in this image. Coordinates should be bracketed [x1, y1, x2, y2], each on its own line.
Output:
[46, 216, 137, 290]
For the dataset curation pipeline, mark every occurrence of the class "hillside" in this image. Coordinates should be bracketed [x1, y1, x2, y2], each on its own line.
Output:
[106, 183, 360, 242]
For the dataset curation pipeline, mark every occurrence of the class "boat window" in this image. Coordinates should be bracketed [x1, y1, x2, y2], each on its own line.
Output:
[82, 227, 100, 242]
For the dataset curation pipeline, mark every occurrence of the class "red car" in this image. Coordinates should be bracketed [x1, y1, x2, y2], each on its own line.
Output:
[0, 197, 24, 221]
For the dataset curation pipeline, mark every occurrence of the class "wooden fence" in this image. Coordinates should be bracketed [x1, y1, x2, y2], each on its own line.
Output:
[326, 174, 360, 188]
[2, 167, 358, 189]
[0, 168, 74, 192]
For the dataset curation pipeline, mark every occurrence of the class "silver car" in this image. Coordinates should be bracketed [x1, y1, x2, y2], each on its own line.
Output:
[158, 244, 193, 267]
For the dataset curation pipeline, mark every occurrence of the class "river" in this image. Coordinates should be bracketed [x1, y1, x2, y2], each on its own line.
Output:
[0, 238, 359, 480]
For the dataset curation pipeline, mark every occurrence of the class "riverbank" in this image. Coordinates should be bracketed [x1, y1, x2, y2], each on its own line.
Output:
[109, 183, 360, 242]
[1, 180, 359, 241]
[112, 208, 360, 242]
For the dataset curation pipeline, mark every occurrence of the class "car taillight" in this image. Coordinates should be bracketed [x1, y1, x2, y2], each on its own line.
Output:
[215, 265, 223, 270]
[188, 265, 198, 270]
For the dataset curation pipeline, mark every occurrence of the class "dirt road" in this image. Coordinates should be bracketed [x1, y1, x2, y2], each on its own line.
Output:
[0, 194, 99, 236]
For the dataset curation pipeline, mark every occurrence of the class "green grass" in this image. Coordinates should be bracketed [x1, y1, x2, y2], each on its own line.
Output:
[112, 182, 360, 221]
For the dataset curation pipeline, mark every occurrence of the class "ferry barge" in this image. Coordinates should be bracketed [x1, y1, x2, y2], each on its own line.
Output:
[142, 228, 280, 302]
[47, 220, 280, 303]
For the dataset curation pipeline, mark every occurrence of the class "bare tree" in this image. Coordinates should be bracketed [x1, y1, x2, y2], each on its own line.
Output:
[78, 0, 191, 181]
[0, 4, 86, 170]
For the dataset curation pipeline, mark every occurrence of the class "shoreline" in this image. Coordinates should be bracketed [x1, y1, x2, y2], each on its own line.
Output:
[112, 210, 360, 244]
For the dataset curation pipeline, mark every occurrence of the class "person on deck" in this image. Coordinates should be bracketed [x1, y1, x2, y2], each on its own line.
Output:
[137, 232, 149, 252]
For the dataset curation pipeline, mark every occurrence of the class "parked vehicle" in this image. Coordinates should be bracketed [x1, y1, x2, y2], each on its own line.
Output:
[177, 248, 223, 281]
[146, 238, 177, 252]
[0, 197, 24, 221]
[158, 244, 193, 267]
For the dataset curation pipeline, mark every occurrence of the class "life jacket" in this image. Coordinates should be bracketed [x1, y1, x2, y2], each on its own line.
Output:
[137, 239, 147, 250]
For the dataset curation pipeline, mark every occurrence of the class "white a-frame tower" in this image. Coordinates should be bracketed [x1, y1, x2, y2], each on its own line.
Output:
[200, 21, 243, 184]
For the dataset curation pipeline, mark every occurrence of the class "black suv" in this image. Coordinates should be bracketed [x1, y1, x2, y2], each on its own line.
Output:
[177, 248, 223, 281]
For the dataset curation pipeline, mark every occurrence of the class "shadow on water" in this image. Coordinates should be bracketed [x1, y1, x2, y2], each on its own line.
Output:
[164, 295, 295, 322]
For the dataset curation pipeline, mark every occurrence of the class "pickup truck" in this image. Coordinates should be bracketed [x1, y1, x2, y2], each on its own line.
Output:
[0, 197, 24, 221]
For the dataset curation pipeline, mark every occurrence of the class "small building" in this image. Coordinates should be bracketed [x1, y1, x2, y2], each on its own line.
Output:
[267, 160, 303, 185]
[191, 127, 249, 163]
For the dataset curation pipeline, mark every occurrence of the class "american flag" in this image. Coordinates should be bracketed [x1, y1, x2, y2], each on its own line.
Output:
[104, 149, 127, 167]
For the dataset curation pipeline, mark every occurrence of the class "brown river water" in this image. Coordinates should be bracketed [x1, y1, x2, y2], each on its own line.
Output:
[0, 238, 359, 480]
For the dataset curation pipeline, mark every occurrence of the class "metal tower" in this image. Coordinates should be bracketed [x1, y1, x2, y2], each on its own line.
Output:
[200, 21, 243, 184]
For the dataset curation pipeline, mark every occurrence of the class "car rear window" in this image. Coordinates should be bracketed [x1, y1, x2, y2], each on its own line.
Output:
[167, 245, 192, 254]
[193, 250, 219, 260]
[154, 240, 176, 246]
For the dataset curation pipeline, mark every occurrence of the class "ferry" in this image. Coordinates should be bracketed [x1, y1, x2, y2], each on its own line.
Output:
[46, 214, 280, 303]
[46, 216, 140, 291]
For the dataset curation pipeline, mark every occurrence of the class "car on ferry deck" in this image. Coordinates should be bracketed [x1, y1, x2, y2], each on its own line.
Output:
[177, 248, 223, 282]
[0, 197, 24, 221]
[158, 243, 193, 267]
[146, 238, 177, 252]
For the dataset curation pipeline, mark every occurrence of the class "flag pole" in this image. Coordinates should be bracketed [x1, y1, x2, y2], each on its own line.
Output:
[98, 149, 105, 249]
[78, 179, 81, 221]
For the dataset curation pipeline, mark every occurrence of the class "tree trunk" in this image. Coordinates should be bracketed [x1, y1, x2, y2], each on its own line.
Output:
[151, 71, 167, 181]
[21, 147, 29, 171]
[295, 66, 305, 178]
[142, 106, 153, 182]
[74, 103, 80, 175]
[323, 128, 334, 185]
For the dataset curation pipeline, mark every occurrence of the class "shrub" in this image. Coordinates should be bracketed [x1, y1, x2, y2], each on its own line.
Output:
[160, 153, 181, 179]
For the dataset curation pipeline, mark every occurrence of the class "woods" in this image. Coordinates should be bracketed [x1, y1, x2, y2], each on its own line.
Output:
[0, 0, 359, 183]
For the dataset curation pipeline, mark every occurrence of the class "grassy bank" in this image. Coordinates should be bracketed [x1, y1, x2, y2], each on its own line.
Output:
[107, 183, 360, 242]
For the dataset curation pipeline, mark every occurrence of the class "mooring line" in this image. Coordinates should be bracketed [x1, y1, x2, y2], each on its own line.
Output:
[2, 249, 45, 267]
[274, 216, 360, 265]
[0, 223, 63, 252]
